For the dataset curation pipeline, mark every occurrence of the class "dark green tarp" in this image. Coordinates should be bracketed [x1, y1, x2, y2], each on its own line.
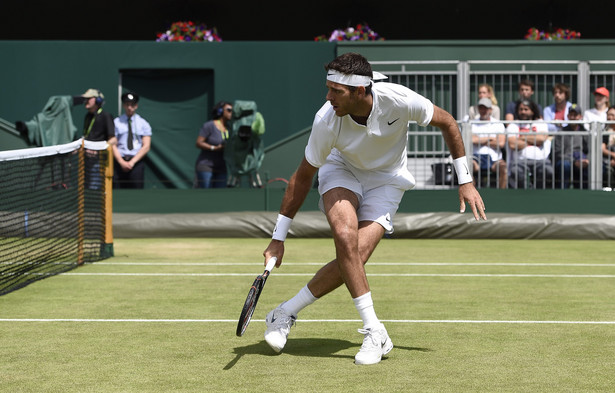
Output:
[23, 95, 78, 146]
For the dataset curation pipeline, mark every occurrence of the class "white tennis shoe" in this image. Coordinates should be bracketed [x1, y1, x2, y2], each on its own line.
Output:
[354, 324, 394, 365]
[264, 303, 296, 353]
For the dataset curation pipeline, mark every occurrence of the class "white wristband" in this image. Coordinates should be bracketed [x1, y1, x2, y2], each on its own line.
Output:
[272, 214, 292, 241]
[452, 156, 473, 185]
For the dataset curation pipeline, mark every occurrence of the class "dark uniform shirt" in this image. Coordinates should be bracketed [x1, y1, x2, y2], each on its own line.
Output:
[83, 109, 115, 141]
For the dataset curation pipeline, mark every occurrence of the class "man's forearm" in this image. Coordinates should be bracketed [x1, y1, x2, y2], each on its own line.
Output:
[279, 158, 317, 218]
[431, 106, 466, 158]
[280, 174, 312, 218]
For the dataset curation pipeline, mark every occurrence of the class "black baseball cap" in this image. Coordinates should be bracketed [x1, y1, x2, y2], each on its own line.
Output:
[121, 92, 139, 104]
[568, 103, 583, 114]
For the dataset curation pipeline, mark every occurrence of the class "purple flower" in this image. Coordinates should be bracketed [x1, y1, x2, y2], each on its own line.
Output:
[156, 21, 222, 42]
[315, 23, 384, 41]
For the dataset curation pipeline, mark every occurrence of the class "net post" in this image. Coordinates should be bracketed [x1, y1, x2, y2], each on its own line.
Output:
[0, 139, 113, 295]
[77, 139, 85, 265]
[102, 144, 114, 257]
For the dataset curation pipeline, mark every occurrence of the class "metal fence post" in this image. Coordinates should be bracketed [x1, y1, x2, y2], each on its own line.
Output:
[590, 122, 603, 190]
[457, 61, 470, 119]
[577, 61, 590, 113]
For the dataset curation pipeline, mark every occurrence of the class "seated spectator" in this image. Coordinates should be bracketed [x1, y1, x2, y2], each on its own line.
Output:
[506, 99, 553, 189]
[543, 83, 572, 131]
[505, 79, 543, 122]
[552, 104, 589, 189]
[470, 97, 507, 188]
[602, 105, 615, 188]
[584, 87, 610, 130]
[468, 83, 501, 120]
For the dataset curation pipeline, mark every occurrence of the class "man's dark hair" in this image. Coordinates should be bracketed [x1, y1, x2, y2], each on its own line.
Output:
[325, 52, 373, 77]
[519, 78, 535, 91]
[553, 83, 570, 100]
[516, 99, 541, 120]
[325, 52, 373, 94]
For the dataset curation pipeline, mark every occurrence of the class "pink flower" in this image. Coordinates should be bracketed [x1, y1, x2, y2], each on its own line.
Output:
[156, 21, 222, 42]
[314, 23, 384, 42]
[524, 26, 581, 41]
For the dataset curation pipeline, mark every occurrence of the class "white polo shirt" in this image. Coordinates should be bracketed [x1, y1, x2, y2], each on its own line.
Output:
[506, 121, 551, 161]
[471, 116, 506, 162]
[305, 82, 434, 186]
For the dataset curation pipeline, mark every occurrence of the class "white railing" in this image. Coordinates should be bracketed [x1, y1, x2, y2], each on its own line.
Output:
[407, 120, 615, 191]
[371, 60, 615, 124]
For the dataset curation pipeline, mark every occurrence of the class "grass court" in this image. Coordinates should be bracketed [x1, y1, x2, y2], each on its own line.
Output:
[1, 238, 614, 392]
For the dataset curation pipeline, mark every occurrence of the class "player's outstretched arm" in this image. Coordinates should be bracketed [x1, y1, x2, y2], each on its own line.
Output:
[430, 105, 466, 159]
[458, 183, 487, 221]
[279, 157, 319, 219]
[430, 105, 487, 221]
[263, 157, 318, 267]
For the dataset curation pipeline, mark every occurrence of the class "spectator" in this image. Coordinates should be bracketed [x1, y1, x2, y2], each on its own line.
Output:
[602, 105, 615, 187]
[470, 97, 507, 188]
[81, 88, 116, 189]
[505, 79, 543, 122]
[468, 83, 501, 120]
[552, 104, 589, 188]
[506, 99, 553, 188]
[112, 92, 152, 189]
[195, 101, 232, 188]
[543, 83, 572, 131]
[584, 87, 610, 130]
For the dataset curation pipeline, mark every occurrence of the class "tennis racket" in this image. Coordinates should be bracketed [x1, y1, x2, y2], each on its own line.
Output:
[236, 257, 277, 337]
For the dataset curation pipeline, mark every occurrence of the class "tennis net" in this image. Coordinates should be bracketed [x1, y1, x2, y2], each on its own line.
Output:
[0, 139, 113, 296]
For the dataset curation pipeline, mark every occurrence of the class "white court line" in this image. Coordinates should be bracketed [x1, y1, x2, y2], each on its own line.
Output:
[52, 272, 615, 278]
[96, 262, 615, 267]
[1, 318, 614, 324]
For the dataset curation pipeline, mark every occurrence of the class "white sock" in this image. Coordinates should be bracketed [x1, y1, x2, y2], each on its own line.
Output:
[353, 291, 381, 330]
[281, 285, 317, 317]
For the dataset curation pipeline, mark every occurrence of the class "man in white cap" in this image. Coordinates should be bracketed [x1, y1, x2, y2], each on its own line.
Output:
[261, 52, 486, 365]
[81, 88, 116, 144]
[470, 97, 507, 188]
[81, 88, 116, 189]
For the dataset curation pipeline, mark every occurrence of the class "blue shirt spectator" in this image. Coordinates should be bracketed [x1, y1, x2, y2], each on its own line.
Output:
[543, 83, 572, 131]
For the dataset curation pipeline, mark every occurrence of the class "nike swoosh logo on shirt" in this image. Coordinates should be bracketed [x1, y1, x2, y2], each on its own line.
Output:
[387, 118, 400, 126]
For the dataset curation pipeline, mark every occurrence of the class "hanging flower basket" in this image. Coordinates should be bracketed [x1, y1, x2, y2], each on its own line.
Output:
[156, 21, 222, 42]
[315, 23, 384, 42]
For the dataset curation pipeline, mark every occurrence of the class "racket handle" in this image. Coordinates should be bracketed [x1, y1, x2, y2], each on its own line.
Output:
[265, 257, 277, 272]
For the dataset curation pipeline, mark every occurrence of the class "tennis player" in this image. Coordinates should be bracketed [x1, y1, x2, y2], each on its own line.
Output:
[263, 52, 486, 365]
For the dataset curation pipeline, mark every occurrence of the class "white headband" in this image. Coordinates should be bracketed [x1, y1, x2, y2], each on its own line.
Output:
[326, 70, 387, 87]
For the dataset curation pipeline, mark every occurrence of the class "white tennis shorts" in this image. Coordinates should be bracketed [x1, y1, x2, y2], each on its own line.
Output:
[317, 155, 412, 234]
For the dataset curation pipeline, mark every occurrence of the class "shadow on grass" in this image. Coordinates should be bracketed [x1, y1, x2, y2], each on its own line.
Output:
[224, 338, 431, 369]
